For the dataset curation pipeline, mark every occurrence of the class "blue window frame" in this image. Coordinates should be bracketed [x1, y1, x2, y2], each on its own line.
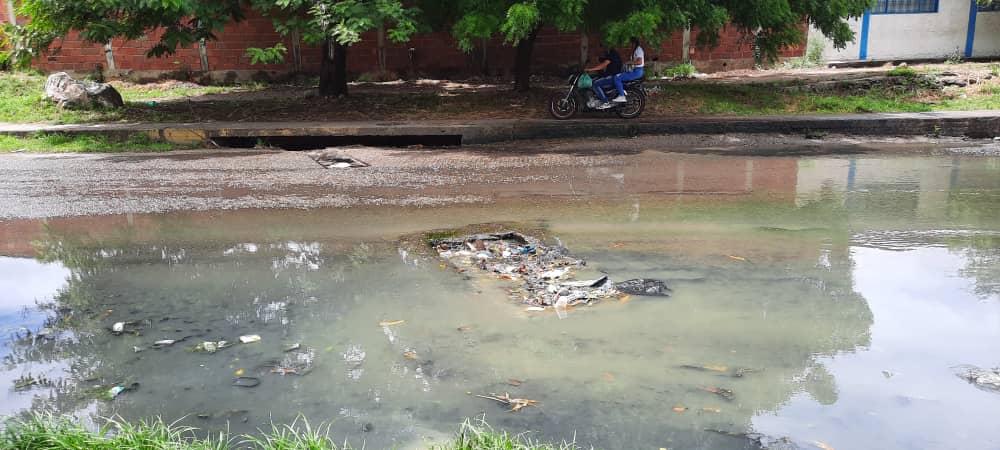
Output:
[871, 0, 939, 14]
[980, 1, 1000, 12]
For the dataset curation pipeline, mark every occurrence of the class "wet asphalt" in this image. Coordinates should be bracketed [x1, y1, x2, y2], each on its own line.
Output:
[1, 135, 996, 220]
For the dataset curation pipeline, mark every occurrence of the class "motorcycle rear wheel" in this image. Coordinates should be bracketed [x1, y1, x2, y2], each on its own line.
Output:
[616, 90, 645, 119]
[549, 94, 578, 120]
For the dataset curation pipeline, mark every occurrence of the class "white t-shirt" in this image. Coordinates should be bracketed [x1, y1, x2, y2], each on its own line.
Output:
[633, 46, 645, 68]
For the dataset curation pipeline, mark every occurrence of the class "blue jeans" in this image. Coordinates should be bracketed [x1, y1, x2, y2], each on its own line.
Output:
[613, 67, 644, 97]
[591, 76, 615, 102]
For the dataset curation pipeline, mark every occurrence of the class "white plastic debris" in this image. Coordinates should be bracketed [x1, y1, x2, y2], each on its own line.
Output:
[540, 268, 570, 279]
[108, 386, 126, 399]
[239, 335, 261, 344]
[112, 322, 125, 333]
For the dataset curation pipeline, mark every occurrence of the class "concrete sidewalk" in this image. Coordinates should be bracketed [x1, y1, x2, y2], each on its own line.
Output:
[2, 110, 1000, 146]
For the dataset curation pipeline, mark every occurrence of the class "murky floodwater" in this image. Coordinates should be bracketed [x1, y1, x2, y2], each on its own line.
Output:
[2, 154, 999, 449]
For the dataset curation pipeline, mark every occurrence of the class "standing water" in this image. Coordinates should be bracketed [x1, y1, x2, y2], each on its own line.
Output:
[1, 154, 998, 449]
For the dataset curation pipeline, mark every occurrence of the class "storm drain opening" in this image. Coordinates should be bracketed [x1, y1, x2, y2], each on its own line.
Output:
[307, 148, 370, 169]
[210, 134, 463, 150]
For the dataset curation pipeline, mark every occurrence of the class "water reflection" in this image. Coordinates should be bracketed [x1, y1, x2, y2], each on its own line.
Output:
[0, 154, 997, 449]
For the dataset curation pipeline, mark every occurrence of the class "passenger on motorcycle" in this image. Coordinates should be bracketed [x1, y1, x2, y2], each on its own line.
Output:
[583, 43, 622, 109]
[610, 38, 644, 103]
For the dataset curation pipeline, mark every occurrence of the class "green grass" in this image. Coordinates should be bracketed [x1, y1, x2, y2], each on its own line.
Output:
[432, 419, 579, 450]
[0, 73, 122, 123]
[0, 133, 186, 153]
[887, 66, 918, 77]
[116, 82, 265, 101]
[0, 413, 575, 450]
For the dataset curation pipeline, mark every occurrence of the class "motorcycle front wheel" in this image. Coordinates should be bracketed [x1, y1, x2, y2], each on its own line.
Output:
[549, 94, 578, 120]
[616, 90, 645, 119]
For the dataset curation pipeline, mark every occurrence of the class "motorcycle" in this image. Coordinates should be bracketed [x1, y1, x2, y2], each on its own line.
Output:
[549, 72, 646, 120]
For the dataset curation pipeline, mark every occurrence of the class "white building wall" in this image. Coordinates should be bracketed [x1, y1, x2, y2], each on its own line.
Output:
[812, 20, 863, 62]
[866, 0, 970, 60]
[973, 10, 1000, 57]
[809, 0, 1000, 61]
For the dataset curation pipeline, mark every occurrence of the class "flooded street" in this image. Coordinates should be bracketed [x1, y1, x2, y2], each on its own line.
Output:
[1, 147, 999, 449]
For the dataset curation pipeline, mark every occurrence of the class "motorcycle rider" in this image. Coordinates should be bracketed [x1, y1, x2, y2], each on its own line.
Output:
[584, 42, 622, 109]
[610, 37, 645, 103]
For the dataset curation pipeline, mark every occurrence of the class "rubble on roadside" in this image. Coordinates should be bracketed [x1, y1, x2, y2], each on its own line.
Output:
[430, 230, 670, 308]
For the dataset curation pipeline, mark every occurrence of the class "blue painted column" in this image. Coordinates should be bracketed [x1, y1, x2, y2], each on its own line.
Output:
[966, 0, 978, 58]
[859, 9, 872, 60]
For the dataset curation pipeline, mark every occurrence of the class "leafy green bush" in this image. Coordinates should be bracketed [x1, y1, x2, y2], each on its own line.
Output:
[665, 63, 697, 78]
[245, 44, 287, 65]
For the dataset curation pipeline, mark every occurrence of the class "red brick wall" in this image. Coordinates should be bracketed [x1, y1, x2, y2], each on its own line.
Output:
[5, 9, 804, 78]
[690, 24, 810, 72]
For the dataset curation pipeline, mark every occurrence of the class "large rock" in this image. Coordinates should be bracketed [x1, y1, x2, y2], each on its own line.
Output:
[43, 72, 124, 109]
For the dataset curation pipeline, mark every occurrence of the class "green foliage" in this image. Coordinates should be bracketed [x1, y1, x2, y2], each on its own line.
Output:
[0, 133, 185, 153]
[246, 43, 288, 65]
[3, 0, 245, 68]
[990, 64, 1000, 77]
[946, 49, 965, 65]
[253, 0, 419, 47]
[887, 66, 918, 77]
[451, 0, 585, 51]
[665, 62, 697, 78]
[432, 418, 579, 450]
[1, 414, 571, 450]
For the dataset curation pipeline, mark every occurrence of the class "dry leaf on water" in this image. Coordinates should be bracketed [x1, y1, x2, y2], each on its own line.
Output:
[672, 406, 687, 412]
[378, 320, 405, 327]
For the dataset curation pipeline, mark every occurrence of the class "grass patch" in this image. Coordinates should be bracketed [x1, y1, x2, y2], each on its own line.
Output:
[115, 82, 266, 101]
[887, 66, 918, 78]
[0, 73, 122, 123]
[432, 418, 578, 450]
[0, 133, 187, 153]
[1, 413, 577, 450]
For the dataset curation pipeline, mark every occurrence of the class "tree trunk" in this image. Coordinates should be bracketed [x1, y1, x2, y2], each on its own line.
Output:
[513, 28, 538, 92]
[319, 39, 348, 97]
[579, 30, 589, 67]
[376, 25, 386, 73]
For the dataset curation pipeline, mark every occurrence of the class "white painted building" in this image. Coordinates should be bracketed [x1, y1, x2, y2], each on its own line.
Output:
[813, 0, 1000, 61]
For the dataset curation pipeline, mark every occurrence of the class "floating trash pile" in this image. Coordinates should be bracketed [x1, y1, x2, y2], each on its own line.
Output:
[431, 231, 670, 308]
[955, 365, 1000, 393]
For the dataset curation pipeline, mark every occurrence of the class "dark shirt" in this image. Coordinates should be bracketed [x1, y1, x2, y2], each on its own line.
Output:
[598, 49, 622, 78]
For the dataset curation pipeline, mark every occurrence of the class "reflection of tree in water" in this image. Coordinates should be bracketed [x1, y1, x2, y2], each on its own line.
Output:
[949, 235, 1000, 299]
[10, 220, 387, 425]
[9, 206, 879, 450]
[484, 197, 872, 449]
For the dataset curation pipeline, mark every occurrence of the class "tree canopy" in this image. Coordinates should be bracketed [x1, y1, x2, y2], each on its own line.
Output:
[2, 0, 871, 94]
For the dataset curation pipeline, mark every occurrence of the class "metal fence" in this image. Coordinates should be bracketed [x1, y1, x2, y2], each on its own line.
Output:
[871, 0, 939, 14]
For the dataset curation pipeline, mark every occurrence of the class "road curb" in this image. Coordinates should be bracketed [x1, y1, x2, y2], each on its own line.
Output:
[2, 111, 999, 147]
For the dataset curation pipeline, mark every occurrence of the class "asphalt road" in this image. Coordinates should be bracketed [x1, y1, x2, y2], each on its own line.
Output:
[1, 134, 995, 220]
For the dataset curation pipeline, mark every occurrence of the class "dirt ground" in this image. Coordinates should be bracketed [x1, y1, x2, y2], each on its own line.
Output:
[2, 133, 997, 220]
